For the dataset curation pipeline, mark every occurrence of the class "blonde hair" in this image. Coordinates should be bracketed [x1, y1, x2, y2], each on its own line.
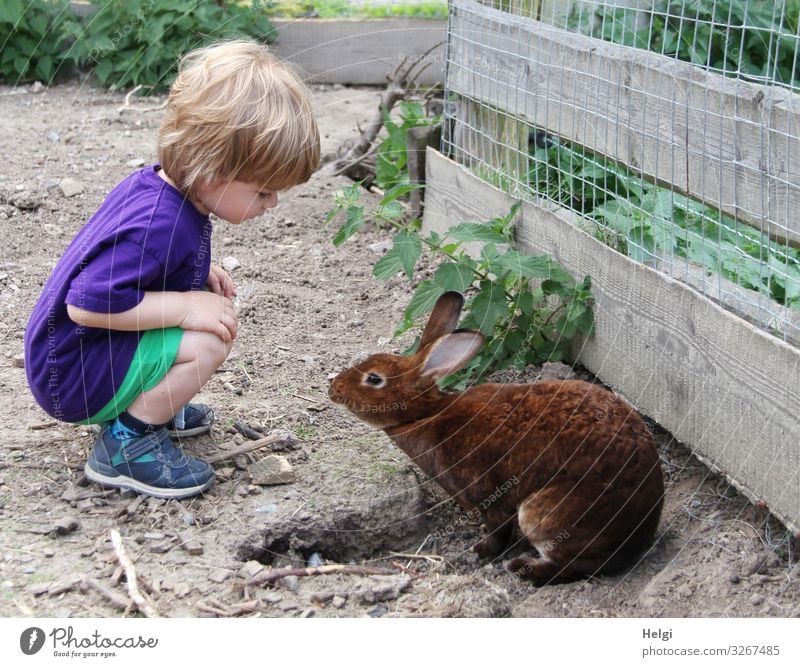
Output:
[158, 40, 320, 197]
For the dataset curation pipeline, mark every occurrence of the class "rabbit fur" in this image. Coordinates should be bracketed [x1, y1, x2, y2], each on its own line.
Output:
[329, 292, 664, 584]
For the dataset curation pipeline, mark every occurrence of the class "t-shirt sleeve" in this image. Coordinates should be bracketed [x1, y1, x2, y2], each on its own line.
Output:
[65, 240, 164, 314]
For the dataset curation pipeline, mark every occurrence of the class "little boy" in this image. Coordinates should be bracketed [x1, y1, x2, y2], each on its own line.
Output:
[24, 40, 320, 499]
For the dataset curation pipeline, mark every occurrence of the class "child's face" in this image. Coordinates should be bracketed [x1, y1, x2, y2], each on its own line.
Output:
[195, 179, 278, 223]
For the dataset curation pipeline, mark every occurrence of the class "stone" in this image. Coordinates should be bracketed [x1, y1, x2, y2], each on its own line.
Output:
[276, 575, 299, 591]
[178, 530, 203, 556]
[239, 560, 265, 579]
[299, 608, 316, 618]
[126, 158, 146, 168]
[368, 240, 392, 254]
[59, 178, 84, 198]
[249, 455, 295, 486]
[262, 592, 283, 604]
[52, 516, 79, 536]
[366, 604, 387, 617]
[331, 595, 346, 609]
[11, 353, 24, 368]
[208, 568, 232, 584]
[355, 575, 411, 604]
[173, 581, 191, 598]
[310, 592, 334, 604]
[221, 256, 241, 273]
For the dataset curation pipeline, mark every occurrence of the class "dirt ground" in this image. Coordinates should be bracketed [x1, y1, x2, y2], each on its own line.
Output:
[0, 81, 798, 619]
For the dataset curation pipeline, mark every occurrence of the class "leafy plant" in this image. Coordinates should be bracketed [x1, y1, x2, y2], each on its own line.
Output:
[262, 1, 448, 19]
[527, 130, 800, 309]
[71, 0, 276, 91]
[375, 101, 440, 190]
[570, 0, 800, 91]
[326, 184, 595, 387]
[0, 0, 82, 84]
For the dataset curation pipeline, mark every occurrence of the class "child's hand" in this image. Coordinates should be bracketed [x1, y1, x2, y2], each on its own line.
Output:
[206, 264, 236, 299]
[179, 291, 238, 343]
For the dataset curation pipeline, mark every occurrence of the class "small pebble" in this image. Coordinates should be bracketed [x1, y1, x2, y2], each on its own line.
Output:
[58, 177, 84, 198]
[263, 592, 283, 604]
[729, 574, 740, 584]
[299, 608, 316, 618]
[53, 516, 79, 536]
[750, 593, 764, 606]
[366, 604, 387, 618]
[46, 130, 60, 143]
[307, 552, 324, 568]
[182, 513, 196, 526]
[221, 256, 241, 273]
[277, 575, 299, 591]
[255, 504, 278, 514]
[23, 566, 36, 575]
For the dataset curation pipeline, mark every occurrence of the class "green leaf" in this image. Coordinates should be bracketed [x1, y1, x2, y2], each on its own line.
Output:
[332, 205, 365, 246]
[377, 200, 405, 221]
[393, 229, 422, 278]
[35, 54, 53, 82]
[372, 249, 404, 280]
[447, 222, 508, 244]
[402, 280, 445, 324]
[380, 182, 420, 205]
[501, 251, 574, 283]
[467, 282, 510, 336]
[94, 59, 113, 83]
[13, 56, 28, 76]
[433, 262, 474, 292]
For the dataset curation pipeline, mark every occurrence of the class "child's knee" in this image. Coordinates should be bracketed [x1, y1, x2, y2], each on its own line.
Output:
[180, 331, 233, 368]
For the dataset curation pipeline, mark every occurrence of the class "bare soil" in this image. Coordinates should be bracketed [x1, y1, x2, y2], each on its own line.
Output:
[0, 82, 798, 618]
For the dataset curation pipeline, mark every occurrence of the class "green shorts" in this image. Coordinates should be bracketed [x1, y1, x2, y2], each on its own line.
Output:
[79, 327, 184, 425]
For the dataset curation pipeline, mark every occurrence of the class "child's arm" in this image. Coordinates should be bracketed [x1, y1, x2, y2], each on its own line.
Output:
[67, 290, 238, 342]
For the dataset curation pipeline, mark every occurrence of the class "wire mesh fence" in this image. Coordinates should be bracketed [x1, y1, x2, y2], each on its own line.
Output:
[442, 0, 800, 345]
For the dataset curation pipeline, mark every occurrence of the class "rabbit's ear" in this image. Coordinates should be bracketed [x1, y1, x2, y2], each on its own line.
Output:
[420, 331, 484, 379]
[419, 291, 465, 349]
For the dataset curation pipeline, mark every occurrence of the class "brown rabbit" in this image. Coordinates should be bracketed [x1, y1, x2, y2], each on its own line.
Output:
[329, 291, 664, 584]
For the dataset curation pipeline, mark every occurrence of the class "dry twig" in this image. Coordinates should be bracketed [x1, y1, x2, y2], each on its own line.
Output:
[117, 85, 167, 114]
[205, 431, 297, 464]
[323, 43, 443, 181]
[110, 528, 159, 618]
[249, 563, 398, 586]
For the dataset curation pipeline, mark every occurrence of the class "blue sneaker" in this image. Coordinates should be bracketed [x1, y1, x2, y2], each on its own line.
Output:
[166, 403, 215, 438]
[85, 425, 215, 499]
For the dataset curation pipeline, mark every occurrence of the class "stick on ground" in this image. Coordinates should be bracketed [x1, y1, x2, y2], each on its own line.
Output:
[110, 528, 159, 618]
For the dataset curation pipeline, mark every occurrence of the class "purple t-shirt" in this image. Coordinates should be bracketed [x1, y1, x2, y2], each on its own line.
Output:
[24, 165, 213, 422]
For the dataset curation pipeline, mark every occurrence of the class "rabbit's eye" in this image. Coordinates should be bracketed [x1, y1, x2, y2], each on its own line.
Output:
[364, 372, 385, 387]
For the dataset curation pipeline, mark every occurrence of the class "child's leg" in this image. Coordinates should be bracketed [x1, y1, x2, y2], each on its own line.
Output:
[125, 331, 233, 425]
[84, 330, 231, 499]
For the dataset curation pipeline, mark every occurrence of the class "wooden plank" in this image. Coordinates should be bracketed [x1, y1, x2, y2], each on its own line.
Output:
[271, 18, 446, 86]
[447, 0, 800, 245]
[424, 147, 800, 534]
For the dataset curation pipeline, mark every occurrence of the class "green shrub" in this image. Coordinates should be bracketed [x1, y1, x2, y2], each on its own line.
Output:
[263, 1, 448, 19]
[327, 189, 595, 387]
[375, 101, 440, 190]
[72, 0, 276, 92]
[0, 0, 81, 84]
[571, 0, 800, 91]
